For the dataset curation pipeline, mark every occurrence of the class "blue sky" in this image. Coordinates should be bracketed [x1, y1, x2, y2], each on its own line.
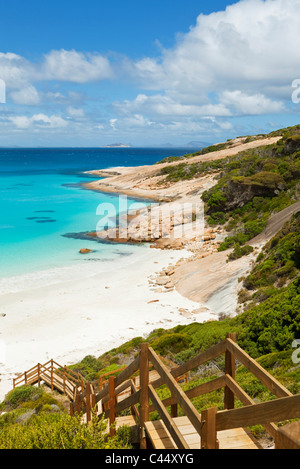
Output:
[0, 0, 300, 147]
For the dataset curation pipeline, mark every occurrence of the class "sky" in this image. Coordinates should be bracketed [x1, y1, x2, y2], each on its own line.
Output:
[0, 0, 300, 147]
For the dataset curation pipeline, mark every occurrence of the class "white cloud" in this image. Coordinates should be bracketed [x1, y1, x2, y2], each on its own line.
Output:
[9, 115, 31, 129]
[134, 0, 300, 90]
[124, 0, 298, 118]
[10, 113, 68, 129]
[10, 85, 40, 105]
[66, 106, 85, 118]
[1, 0, 300, 145]
[220, 90, 285, 116]
[40, 49, 113, 83]
[0, 52, 33, 90]
[114, 93, 232, 118]
[110, 118, 118, 130]
[0, 49, 113, 96]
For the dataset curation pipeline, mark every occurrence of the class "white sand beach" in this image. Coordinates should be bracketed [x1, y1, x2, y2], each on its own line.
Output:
[0, 245, 218, 401]
[0, 135, 289, 402]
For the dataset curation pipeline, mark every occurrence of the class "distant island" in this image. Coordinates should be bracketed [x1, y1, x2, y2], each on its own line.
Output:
[103, 143, 131, 148]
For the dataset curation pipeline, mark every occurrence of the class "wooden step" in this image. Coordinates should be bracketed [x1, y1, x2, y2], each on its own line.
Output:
[145, 416, 261, 450]
[115, 415, 137, 430]
[145, 420, 177, 449]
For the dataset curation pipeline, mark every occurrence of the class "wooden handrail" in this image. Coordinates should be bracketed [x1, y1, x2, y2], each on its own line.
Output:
[148, 346, 203, 438]
[115, 354, 140, 389]
[150, 339, 228, 389]
[13, 336, 300, 450]
[103, 388, 141, 419]
[225, 338, 293, 398]
[216, 394, 300, 432]
[224, 374, 278, 438]
[148, 375, 226, 413]
[276, 421, 300, 449]
[13, 359, 87, 405]
[148, 384, 190, 449]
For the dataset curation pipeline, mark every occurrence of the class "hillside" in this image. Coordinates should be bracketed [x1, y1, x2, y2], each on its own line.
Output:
[71, 125, 300, 444]
[1, 124, 299, 449]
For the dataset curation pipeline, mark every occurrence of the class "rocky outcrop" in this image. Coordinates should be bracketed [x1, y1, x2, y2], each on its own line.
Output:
[79, 248, 93, 254]
[223, 172, 286, 211]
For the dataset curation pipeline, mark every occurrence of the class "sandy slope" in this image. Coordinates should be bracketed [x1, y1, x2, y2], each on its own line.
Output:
[1, 134, 292, 400]
[171, 201, 300, 307]
[84, 136, 281, 202]
[83, 135, 288, 311]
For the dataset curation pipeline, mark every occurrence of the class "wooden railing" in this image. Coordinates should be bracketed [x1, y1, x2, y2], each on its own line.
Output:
[13, 359, 88, 404]
[13, 335, 300, 449]
[95, 355, 188, 392]
[86, 334, 300, 449]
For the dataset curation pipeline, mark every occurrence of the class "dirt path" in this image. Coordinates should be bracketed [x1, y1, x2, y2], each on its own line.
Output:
[171, 200, 300, 313]
[248, 201, 300, 246]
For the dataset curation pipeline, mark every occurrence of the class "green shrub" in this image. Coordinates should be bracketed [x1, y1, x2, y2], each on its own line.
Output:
[0, 412, 132, 449]
[5, 386, 43, 409]
[151, 333, 192, 355]
[207, 211, 228, 225]
[228, 244, 254, 261]
[234, 171, 285, 190]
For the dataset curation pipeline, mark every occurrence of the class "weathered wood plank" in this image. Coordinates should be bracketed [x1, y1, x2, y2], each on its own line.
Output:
[150, 340, 227, 389]
[148, 384, 189, 449]
[149, 347, 202, 437]
[226, 339, 293, 398]
[275, 421, 300, 449]
[144, 421, 177, 450]
[224, 333, 236, 410]
[140, 343, 149, 449]
[225, 374, 278, 439]
[148, 376, 226, 413]
[216, 394, 300, 431]
[201, 407, 218, 449]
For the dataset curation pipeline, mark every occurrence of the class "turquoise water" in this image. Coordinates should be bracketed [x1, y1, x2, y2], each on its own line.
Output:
[0, 147, 196, 278]
[0, 171, 137, 277]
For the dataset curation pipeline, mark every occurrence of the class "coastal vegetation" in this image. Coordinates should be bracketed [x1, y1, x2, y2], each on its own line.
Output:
[1, 125, 299, 448]
[202, 132, 300, 252]
[63, 125, 300, 442]
[0, 385, 132, 449]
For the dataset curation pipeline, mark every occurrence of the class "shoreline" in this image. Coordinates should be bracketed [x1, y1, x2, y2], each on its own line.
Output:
[0, 136, 282, 401]
[0, 245, 217, 401]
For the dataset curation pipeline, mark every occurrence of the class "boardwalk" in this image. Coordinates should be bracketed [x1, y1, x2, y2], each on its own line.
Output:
[145, 417, 261, 450]
[12, 335, 300, 450]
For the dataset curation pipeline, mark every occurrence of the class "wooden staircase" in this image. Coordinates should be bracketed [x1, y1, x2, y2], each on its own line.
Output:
[12, 334, 300, 450]
[145, 417, 261, 449]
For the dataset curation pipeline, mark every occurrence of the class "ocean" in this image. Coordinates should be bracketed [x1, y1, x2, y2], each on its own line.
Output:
[0, 147, 197, 279]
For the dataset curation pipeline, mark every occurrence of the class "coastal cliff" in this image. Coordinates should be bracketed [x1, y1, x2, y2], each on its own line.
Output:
[81, 128, 299, 309]
[1, 125, 300, 450]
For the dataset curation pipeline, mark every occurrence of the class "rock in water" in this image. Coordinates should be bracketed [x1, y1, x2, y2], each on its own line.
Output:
[79, 248, 93, 254]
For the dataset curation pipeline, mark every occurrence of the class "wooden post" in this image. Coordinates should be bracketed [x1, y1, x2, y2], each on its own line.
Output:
[275, 421, 300, 449]
[86, 382, 91, 424]
[140, 343, 149, 449]
[171, 403, 178, 418]
[130, 382, 135, 417]
[109, 376, 116, 437]
[201, 407, 218, 449]
[38, 364, 40, 387]
[75, 389, 81, 415]
[224, 333, 237, 410]
[91, 387, 96, 415]
[51, 359, 54, 391]
[24, 371, 27, 385]
[63, 366, 66, 395]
